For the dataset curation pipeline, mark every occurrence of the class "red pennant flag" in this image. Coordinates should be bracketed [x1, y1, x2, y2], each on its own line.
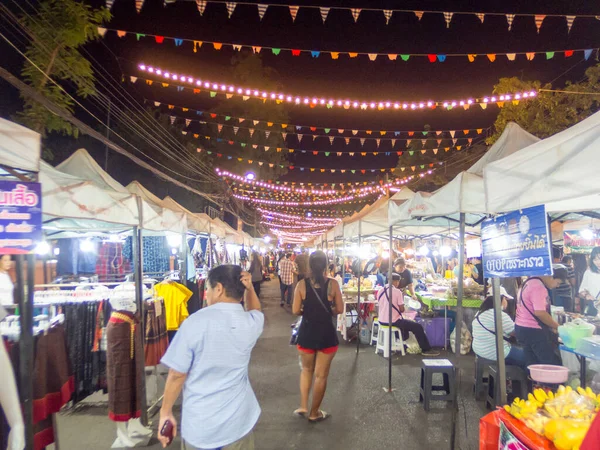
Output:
[291, 49, 301, 56]
[427, 54, 437, 63]
[155, 36, 165, 44]
[564, 50, 574, 58]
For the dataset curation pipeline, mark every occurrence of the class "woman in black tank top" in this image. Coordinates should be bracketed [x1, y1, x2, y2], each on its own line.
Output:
[292, 251, 344, 422]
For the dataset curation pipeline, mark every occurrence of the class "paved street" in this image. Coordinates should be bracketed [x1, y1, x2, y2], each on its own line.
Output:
[55, 278, 487, 449]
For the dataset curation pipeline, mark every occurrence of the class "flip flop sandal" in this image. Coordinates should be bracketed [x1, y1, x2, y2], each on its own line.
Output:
[308, 411, 330, 423]
[293, 409, 307, 417]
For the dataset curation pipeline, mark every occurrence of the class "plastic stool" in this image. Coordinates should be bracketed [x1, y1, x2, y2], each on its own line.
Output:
[370, 319, 380, 346]
[419, 359, 455, 411]
[486, 365, 528, 410]
[474, 356, 496, 401]
[375, 325, 405, 358]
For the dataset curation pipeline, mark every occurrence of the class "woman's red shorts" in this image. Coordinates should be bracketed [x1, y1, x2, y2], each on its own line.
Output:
[297, 345, 338, 355]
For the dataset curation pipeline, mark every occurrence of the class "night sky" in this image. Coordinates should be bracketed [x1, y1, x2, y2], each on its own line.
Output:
[1, 0, 599, 218]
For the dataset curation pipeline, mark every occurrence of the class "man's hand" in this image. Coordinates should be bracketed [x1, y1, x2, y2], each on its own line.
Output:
[240, 271, 254, 291]
[158, 412, 177, 448]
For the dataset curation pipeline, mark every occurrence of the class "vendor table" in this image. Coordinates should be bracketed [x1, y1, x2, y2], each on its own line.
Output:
[421, 297, 484, 309]
[338, 290, 377, 342]
[559, 345, 600, 389]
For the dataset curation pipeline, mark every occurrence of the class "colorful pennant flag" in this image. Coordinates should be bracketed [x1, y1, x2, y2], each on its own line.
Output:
[414, 11, 423, 20]
[351, 8, 361, 22]
[566, 15, 575, 33]
[383, 10, 392, 25]
[257, 4, 267, 20]
[320, 7, 330, 23]
[535, 15, 545, 33]
[196, 0, 207, 15]
[506, 14, 515, 31]
[289, 5, 298, 21]
[135, 0, 144, 13]
[106, 0, 114, 10]
[226, 2, 236, 18]
[477, 13, 485, 23]
[443, 12, 453, 28]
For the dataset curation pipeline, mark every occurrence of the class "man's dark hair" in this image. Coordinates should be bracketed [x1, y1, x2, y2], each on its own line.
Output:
[561, 255, 573, 264]
[286, 252, 292, 258]
[394, 257, 406, 267]
[552, 267, 568, 282]
[208, 265, 245, 300]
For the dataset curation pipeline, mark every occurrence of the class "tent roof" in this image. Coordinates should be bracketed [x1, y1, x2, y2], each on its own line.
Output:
[161, 196, 211, 234]
[467, 122, 540, 176]
[57, 148, 129, 193]
[0, 118, 41, 172]
[485, 111, 600, 214]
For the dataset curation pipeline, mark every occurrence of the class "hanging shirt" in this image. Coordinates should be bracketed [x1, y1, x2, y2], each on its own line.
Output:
[0, 272, 14, 306]
[155, 282, 192, 331]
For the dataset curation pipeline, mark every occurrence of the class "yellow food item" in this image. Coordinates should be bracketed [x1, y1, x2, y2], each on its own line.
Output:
[553, 423, 590, 450]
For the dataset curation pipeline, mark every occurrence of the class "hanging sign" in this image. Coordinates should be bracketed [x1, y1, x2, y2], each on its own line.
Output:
[481, 205, 552, 278]
[0, 181, 43, 254]
[564, 230, 600, 254]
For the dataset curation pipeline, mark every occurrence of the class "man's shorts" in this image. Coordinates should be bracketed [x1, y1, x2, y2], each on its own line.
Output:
[182, 431, 254, 450]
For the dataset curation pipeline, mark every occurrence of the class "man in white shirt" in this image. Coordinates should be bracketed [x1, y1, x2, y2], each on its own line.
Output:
[377, 273, 439, 356]
[158, 265, 264, 450]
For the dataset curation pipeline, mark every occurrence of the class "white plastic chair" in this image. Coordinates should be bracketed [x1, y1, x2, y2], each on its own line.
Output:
[375, 325, 405, 358]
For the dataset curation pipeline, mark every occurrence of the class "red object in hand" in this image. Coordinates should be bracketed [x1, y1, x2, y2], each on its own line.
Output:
[160, 420, 174, 446]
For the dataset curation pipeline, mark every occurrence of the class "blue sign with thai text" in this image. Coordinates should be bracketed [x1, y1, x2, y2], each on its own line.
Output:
[482, 205, 552, 279]
[0, 181, 42, 254]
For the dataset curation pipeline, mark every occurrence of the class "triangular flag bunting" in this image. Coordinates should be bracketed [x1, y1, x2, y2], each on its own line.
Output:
[289, 6, 299, 21]
[320, 7, 330, 23]
[106, 0, 114, 10]
[257, 4, 268, 20]
[443, 12, 453, 28]
[476, 13, 484, 23]
[233, 126, 239, 134]
[360, 138, 365, 146]
[97, 27, 107, 37]
[376, 139, 381, 147]
[468, 54, 476, 62]
[526, 52, 535, 61]
[406, 139, 411, 146]
[265, 131, 271, 139]
[117, 30, 127, 38]
[433, 149, 438, 155]
[487, 54, 496, 62]
[351, 8, 361, 22]
[449, 130, 456, 138]
[507, 53, 516, 61]
[391, 139, 396, 147]
[253, 120, 259, 126]
[196, 0, 207, 15]
[226, 2, 236, 18]
[535, 15, 545, 33]
[345, 138, 350, 144]
[506, 14, 515, 31]
[414, 11, 423, 20]
[170, 116, 175, 125]
[129, 76, 137, 83]
[297, 134, 303, 141]
[368, 54, 377, 61]
[452, 138, 457, 145]
[352, 130, 358, 135]
[421, 150, 426, 154]
[185, 119, 191, 127]
[383, 10, 392, 25]
[249, 129, 255, 136]
[566, 16, 575, 33]
[329, 136, 334, 144]
[218, 125, 224, 133]
[282, 132, 287, 140]
[135, 0, 144, 13]
[477, 129, 483, 134]
[154, 101, 160, 107]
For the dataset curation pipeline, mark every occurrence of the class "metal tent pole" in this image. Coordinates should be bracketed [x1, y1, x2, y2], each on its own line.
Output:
[132, 225, 148, 425]
[356, 220, 362, 353]
[387, 225, 394, 392]
[492, 278, 507, 405]
[15, 255, 34, 450]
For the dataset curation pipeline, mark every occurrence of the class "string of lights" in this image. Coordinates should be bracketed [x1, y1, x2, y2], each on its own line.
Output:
[256, 208, 342, 222]
[136, 64, 538, 111]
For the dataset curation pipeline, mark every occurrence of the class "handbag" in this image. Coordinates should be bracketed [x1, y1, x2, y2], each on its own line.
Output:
[289, 317, 302, 345]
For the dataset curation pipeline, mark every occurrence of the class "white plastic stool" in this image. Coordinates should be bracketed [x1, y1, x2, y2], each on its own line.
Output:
[375, 326, 405, 358]
[370, 319, 380, 346]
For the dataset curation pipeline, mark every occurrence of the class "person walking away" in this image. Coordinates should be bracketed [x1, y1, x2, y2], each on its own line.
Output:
[579, 247, 600, 316]
[295, 251, 309, 282]
[158, 266, 264, 449]
[279, 253, 297, 307]
[292, 251, 343, 422]
[377, 273, 439, 356]
[472, 292, 527, 370]
[249, 251, 263, 297]
[514, 268, 567, 368]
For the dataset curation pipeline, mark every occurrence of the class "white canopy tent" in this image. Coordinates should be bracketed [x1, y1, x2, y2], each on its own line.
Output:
[57, 149, 184, 234]
[485, 111, 600, 214]
[0, 117, 41, 173]
[161, 195, 212, 235]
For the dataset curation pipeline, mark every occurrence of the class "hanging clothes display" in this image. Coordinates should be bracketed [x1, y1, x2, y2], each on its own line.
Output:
[96, 242, 128, 283]
[0, 324, 74, 450]
[154, 281, 192, 331]
[123, 236, 171, 274]
[106, 310, 144, 422]
[56, 238, 98, 276]
[63, 301, 110, 403]
[144, 299, 169, 367]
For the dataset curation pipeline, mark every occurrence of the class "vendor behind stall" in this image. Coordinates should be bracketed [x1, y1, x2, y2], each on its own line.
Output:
[579, 247, 600, 316]
[377, 273, 439, 356]
[515, 267, 568, 367]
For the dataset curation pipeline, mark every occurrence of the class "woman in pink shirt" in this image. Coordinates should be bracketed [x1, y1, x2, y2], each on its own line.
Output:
[514, 268, 567, 368]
